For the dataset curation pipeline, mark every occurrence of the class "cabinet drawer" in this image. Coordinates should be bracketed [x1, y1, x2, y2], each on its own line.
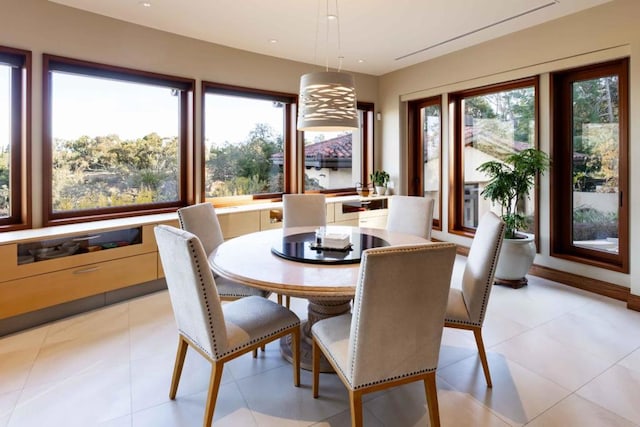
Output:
[334, 205, 358, 222]
[218, 211, 260, 238]
[0, 252, 158, 319]
[359, 215, 388, 229]
[325, 204, 335, 223]
[334, 200, 388, 223]
[332, 219, 359, 227]
[260, 209, 283, 230]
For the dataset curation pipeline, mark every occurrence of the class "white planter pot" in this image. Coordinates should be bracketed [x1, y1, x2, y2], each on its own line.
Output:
[494, 234, 536, 288]
[375, 186, 386, 196]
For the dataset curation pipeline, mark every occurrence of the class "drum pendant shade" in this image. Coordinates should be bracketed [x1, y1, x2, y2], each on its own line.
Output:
[297, 71, 359, 131]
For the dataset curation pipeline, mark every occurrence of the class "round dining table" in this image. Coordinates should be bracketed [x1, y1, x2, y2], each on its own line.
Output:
[210, 225, 429, 371]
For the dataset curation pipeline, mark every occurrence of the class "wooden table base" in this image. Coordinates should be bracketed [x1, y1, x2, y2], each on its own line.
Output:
[280, 297, 352, 372]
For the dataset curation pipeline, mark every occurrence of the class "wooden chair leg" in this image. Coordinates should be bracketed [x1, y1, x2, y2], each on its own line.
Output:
[349, 389, 364, 427]
[312, 338, 320, 398]
[473, 327, 493, 388]
[424, 372, 440, 427]
[252, 344, 266, 358]
[286, 295, 291, 309]
[292, 328, 300, 387]
[277, 294, 283, 305]
[203, 361, 224, 427]
[169, 336, 189, 399]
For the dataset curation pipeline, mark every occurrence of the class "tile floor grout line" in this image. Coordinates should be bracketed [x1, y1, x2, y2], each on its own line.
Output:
[434, 373, 517, 427]
[5, 324, 50, 427]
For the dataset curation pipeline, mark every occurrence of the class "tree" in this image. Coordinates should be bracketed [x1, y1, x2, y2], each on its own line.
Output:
[205, 123, 283, 197]
[52, 132, 179, 210]
[571, 76, 619, 191]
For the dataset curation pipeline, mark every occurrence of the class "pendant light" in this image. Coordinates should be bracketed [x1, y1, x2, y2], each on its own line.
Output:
[297, 0, 358, 131]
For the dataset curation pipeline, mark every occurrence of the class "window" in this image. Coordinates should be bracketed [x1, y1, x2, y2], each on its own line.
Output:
[202, 82, 296, 203]
[551, 59, 628, 272]
[303, 103, 373, 194]
[450, 77, 538, 235]
[43, 55, 193, 225]
[0, 46, 30, 231]
[408, 96, 442, 229]
[203, 83, 373, 203]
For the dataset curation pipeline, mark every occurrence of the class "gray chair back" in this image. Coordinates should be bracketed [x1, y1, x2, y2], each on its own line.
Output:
[282, 194, 327, 228]
[177, 203, 224, 255]
[461, 212, 506, 324]
[347, 242, 456, 388]
[154, 225, 227, 359]
[386, 195, 435, 240]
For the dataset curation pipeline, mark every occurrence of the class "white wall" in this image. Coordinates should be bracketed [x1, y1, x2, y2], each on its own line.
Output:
[379, 0, 640, 295]
[0, 0, 379, 226]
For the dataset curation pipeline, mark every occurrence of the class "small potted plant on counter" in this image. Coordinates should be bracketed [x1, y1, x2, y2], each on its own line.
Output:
[370, 170, 389, 195]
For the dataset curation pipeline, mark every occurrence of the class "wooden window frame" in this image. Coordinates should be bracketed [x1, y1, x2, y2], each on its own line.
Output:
[449, 77, 540, 240]
[550, 58, 629, 273]
[0, 46, 31, 232]
[42, 54, 194, 226]
[408, 95, 442, 230]
[202, 82, 374, 204]
[302, 102, 374, 196]
[201, 81, 297, 206]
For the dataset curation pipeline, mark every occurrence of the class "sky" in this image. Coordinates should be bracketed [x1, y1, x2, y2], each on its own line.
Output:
[203, 93, 284, 148]
[0, 66, 336, 152]
[51, 72, 179, 141]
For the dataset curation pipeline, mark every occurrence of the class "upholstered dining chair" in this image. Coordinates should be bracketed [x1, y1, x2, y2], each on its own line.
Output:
[386, 195, 435, 240]
[444, 211, 506, 388]
[154, 225, 301, 427]
[281, 193, 327, 307]
[312, 242, 457, 427]
[282, 194, 327, 228]
[177, 203, 272, 301]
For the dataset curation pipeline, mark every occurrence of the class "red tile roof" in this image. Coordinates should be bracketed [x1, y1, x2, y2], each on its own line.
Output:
[271, 133, 352, 161]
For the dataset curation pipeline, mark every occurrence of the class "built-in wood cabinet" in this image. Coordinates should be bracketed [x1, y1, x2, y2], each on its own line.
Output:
[0, 253, 157, 319]
[0, 215, 175, 321]
[0, 196, 387, 329]
[216, 196, 385, 238]
[333, 198, 388, 228]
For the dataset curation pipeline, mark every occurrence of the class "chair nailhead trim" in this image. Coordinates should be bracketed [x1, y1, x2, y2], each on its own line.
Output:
[217, 320, 300, 359]
[188, 239, 219, 359]
[476, 222, 506, 324]
[445, 319, 481, 327]
[315, 332, 436, 391]
[346, 244, 448, 390]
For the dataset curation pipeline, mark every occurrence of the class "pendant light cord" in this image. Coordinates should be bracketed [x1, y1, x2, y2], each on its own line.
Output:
[314, 0, 344, 72]
[313, 0, 321, 70]
[325, 0, 329, 71]
[335, 0, 343, 72]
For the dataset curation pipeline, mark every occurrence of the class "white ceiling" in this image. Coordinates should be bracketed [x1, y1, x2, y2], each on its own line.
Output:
[50, 0, 611, 76]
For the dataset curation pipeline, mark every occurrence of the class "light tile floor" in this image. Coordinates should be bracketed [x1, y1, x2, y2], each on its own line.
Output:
[1, 255, 640, 426]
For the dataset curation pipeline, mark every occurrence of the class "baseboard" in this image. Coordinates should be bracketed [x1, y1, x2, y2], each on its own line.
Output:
[628, 293, 640, 312]
[455, 245, 470, 257]
[528, 264, 630, 302]
[454, 243, 633, 306]
[0, 279, 167, 337]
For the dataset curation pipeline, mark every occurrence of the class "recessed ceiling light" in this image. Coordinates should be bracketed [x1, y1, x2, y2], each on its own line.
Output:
[139, 1, 151, 7]
[358, 59, 365, 63]
[269, 39, 278, 44]
[327, 14, 337, 20]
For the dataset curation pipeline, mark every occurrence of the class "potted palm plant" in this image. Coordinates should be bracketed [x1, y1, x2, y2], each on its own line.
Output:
[477, 148, 550, 288]
[370, 170, 389, 195]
